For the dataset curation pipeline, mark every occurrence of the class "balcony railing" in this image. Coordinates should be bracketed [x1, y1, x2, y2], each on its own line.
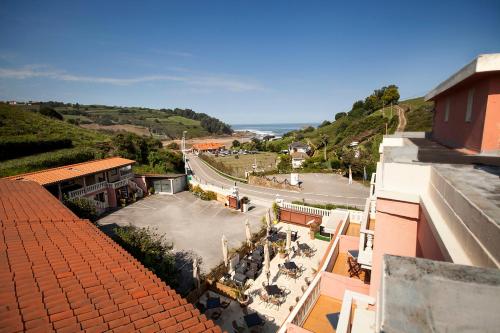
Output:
[108, 178, 129, 189]
[67, 181, 107, 199]
[357, 172, 376, 269]
[290, 273, 322, 327]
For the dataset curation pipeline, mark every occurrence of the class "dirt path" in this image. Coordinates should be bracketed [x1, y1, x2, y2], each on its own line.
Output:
[395, 105, 407, 132]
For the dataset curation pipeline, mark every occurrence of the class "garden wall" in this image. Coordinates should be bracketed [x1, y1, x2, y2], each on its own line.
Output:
[248, 175, 300, 191]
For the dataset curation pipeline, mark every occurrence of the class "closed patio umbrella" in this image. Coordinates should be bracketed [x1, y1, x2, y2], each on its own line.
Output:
[245, 219, 252, 247]
[286, 226, 292, 251]
[266, 209, 272, 228]
[348, 166, 353, 185]
[264, 240, 270, 284]
[192, 257, 200, 290]
[222, 234, 229, 267]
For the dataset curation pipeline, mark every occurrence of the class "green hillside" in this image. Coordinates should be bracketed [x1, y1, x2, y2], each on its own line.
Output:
[29, 103, 233, 139]
[245, 86, 433, 178]
[0, 104, 184, 177]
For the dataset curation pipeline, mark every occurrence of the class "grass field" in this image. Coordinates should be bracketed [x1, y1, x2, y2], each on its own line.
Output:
[211, 152, 278, 178]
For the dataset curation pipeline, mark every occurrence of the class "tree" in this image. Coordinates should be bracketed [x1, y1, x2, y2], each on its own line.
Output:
[319, 134, 329, 161]
[335, 112, 347, 120]
[319, 120, 331, 128]
[232, 140, 241, 148]
[382, 85, 400, 105]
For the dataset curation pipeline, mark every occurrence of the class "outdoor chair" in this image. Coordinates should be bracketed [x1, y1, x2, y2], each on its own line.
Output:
[291, 231, 298, 241]
[232, 320, 245, 333]
[258, 290, 270, 305]
[269, 295, 282, 309]
[347, 256, 362, 278]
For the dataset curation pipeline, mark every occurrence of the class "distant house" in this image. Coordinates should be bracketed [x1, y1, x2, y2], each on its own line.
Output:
[6, 157, 140, 214]
[425, 53, 500, 154]
[192, 142, 225, 154]
[291, 152, 308, 168]
[288, 141, 310, 154]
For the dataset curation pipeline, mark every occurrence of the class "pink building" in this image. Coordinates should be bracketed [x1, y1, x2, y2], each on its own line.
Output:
[281, 55, 500, 333]
[426, 53, 500, 154]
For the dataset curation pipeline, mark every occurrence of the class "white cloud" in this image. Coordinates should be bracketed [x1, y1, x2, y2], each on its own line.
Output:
[0, 65, 263, 92]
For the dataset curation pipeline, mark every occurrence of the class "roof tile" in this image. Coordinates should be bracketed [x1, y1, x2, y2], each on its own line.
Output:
[0, 179, 221, 333]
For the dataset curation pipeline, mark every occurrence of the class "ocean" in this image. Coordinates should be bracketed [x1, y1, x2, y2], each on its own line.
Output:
[231, 123, 320, 137]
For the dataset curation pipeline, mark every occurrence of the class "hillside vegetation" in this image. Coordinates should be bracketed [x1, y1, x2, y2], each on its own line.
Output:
[0, 104, 184, 177]
[240, 86, 433, 178]
[26, 102, 233, 139]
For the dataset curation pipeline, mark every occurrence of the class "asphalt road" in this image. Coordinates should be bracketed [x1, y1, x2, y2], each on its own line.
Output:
[187, 153, 369, 209]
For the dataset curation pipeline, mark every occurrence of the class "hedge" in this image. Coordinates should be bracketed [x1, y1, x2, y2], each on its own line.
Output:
[0, 137, 73, 161]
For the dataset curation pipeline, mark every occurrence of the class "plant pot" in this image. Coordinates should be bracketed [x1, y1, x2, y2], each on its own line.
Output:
[309, 230, 315, 240]
[242, 203, 249, 212]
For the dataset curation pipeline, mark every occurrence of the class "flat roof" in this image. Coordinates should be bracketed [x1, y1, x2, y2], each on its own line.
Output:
[380, 255, 500, 333]
[5, 157, 135, 186]
[0, 179, 221, 332]
[425, 53, 500, 101]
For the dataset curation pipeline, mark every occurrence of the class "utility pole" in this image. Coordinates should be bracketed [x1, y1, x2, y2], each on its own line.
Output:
[182, 131, 187, 174]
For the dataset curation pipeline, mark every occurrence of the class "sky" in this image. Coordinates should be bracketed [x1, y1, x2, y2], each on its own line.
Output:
[0, 1, 499, 124]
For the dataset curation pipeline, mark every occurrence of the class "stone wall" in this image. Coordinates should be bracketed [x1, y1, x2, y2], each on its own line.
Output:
[248, 175, 300, 191]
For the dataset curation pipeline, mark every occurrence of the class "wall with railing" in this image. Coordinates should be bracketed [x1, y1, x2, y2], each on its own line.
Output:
[279, 202, 331, 217]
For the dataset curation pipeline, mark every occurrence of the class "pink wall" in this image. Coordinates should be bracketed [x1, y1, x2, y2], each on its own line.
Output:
[432, 75, 499, 153]
[107, 188, 117, 208]
[370, 198, 418, 298]
[339, 235, 360, 253]
[416, 207, 446, 261]
[483, 76, 500, 153]
[134, 176, 148, 193]
[320, 271, 369, 300]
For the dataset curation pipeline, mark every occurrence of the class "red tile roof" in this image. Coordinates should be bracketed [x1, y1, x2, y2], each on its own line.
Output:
[0, 179, 221, 333]
[191, 143, 225, 151]
[5, 157, 135, 186]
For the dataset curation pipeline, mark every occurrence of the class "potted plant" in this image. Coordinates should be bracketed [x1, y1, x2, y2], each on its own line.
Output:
[120, 198, 126, 207]
[309, 222, 320, 240]
[276, 240, 287, 259]
[240, 197, 250, 212]
[235, 283, 251, 307]
[148, 187, 155, 195]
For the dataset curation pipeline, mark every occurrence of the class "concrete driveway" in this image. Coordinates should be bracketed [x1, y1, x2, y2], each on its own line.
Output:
[97, 192, 267, 273]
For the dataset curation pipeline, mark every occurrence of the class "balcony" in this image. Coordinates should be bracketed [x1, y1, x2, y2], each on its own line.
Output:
[67, 181, 107, 199]
[357, 173, 376, 269]
[108, 178, 128, 189]
[302, 295, 342, 332]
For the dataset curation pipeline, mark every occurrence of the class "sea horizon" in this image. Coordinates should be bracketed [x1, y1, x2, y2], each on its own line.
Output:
[231, 122, 320, 137]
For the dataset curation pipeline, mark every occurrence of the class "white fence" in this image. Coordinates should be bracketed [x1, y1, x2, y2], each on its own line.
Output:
[108, 178, 128, 189]
[279, 202, 331, 216]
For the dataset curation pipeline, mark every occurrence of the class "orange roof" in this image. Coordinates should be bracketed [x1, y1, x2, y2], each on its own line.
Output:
[0, 179, 222, 333]
[5, 157, 135, 186]
[191, 143, 225, 151]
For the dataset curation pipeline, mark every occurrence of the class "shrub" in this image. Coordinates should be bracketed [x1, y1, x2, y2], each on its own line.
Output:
[38, 107, 63, 120]
[63, 197, 98, 222]
[114, 226, 176, 285]
[166, 142, 179, 150]
[0, 137, 73, 161]
[190, 185, 217, 201]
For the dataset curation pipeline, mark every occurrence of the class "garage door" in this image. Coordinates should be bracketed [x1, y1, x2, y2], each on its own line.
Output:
[153, 179, 172, 194]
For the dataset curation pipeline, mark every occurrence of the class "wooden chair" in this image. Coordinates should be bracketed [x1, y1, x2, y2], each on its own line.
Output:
[347, 256, 362, 278]
[258, 290, 270, 305]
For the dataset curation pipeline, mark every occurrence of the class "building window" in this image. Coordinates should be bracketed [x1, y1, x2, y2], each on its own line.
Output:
[465, 88, 474, 122]
[444, 98, 450, 122]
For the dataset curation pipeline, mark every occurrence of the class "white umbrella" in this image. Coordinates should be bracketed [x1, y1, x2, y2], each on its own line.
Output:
[348, 166, 353, 185]
[192, 257, 200, 289]
[286, 226, 292, 251]
[264, 240, 271, 284]
[222, 234, 228, 267]
[245, 219, 252, 247]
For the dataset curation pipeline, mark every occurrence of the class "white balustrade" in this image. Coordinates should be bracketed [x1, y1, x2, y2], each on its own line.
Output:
[67, 187, 86, 199]
[279, 201, 331, 217]
[85, 181, 107, 193]
[108, 178, 129, 189]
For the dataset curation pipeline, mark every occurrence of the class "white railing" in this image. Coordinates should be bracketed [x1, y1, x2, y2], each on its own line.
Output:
[85, 181, 107, 194]
[358, 172, 377, 269]
[279, 201, 331, 217]
[120, 171, 134, 180]
[67, 187, 86, 199]
[78, 197, 108, 211]
[349, 210, 363, 223]
[290, 274, 321, 327]
[108, 178, 128, 189]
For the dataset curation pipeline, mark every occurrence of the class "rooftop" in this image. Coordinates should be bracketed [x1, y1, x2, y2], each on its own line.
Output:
[5, 157, 135, 186]
[379, 255, 500, 333]
[192, 143, 225, 150]
[289, 142, 309, 149]
[0, 179, 220, 333]
[425, 53, 500, 101]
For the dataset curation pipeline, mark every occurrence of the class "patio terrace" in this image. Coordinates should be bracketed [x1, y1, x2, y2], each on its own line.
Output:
[200, 222, 331, 332]
[302, 295, 342, 333]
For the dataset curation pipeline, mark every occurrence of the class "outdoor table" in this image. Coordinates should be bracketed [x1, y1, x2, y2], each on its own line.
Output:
[244, 313, 263, 328]
[284, 261, 298, 271]
[298, 243, 310, 251]
[245, 269, 257, 280]
[206, 297, 221, 309]
[265, 284, 282, 296]
[233, 272, 247, 286]
[267, 234, 279, 242]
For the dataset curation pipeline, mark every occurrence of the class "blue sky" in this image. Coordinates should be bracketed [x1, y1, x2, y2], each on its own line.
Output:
[0, 1, 499, 124]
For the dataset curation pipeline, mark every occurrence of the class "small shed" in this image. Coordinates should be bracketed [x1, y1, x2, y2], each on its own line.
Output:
[134, 173, 187, 195]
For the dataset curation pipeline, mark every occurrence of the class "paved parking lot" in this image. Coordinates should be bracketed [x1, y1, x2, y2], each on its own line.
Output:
[98, 192, 267, 273]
